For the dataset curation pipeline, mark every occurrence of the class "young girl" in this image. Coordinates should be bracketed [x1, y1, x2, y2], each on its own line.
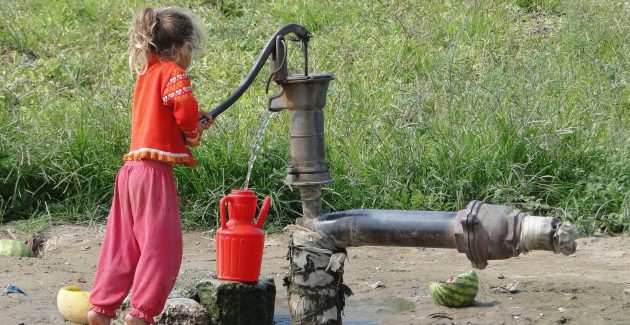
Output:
[88, 7, 212, 325]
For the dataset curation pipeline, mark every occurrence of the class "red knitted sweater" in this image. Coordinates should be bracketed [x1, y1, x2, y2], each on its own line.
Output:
[123, 55, 200, 167]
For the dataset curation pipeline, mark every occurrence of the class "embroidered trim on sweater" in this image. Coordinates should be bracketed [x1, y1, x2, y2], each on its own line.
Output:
[162, 72, 193, 104]
[124, 147, 197, 167]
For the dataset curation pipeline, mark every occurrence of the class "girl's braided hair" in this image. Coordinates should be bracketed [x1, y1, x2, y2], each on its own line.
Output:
[129, 7, 206, 75]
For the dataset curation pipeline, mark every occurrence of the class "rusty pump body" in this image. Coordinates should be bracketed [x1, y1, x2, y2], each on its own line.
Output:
[269, 73, 334, 221]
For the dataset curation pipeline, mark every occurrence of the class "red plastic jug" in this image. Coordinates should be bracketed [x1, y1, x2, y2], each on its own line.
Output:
[215, 189, 272, 282]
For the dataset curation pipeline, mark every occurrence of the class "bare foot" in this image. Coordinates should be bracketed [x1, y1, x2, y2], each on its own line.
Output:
[87, 310, 112, 325]
[124, 314, 149, 325]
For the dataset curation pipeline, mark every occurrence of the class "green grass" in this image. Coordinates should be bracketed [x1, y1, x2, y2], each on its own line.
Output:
[1, 0, 628, 234]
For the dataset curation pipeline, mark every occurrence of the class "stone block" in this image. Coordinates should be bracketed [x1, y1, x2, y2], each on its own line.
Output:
[196, 278, 276, 325]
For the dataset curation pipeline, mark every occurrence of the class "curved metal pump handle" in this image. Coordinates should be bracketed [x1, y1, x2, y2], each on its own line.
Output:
[205, 23, 311, 119]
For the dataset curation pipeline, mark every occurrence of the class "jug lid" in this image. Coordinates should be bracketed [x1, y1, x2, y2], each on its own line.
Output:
[230, 189, 257, 196]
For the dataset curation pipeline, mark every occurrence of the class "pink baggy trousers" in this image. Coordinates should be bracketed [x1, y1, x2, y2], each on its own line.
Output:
[89, 160, 182, 324]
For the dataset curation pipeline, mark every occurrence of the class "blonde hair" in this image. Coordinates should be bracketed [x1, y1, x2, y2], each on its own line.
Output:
[129, 7, 206, 75]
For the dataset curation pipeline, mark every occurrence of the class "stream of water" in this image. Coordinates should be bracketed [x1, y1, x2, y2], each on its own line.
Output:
[243, 110, 276, 190]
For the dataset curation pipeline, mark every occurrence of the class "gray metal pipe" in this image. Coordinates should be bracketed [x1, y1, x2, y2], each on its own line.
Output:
[311, 201, 578, 269]
[313, 209, 459, 249]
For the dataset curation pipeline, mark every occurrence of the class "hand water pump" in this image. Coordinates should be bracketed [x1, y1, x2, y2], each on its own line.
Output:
[206, 24, 578, 325]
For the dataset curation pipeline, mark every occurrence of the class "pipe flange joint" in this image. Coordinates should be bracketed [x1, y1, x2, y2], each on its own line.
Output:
[458, 200, 488, 269]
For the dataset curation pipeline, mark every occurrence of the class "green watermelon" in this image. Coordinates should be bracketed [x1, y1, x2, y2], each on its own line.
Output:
[428, 270, 478, 307]
[0, 239, 34, 257]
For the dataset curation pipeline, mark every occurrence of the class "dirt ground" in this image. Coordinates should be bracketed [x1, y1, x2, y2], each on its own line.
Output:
[1, 223, 629, 325]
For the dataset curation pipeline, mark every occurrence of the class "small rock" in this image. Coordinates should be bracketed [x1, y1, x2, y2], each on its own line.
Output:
[369, 281, 385, 289]
[491, 282, 519, 294]
[155, 298, 209, 325]
[428, 312, 452, 320]
[558, 307, 566, 312]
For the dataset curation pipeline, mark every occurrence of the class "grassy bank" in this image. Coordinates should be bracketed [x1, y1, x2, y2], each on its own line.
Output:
[1, 0, 628, 234]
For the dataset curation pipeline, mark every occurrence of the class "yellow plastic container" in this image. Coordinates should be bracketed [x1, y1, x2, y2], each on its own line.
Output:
[57, 285, 92, 324]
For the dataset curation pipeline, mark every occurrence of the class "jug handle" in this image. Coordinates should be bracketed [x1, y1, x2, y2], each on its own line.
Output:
[219, 196, 232, 229]
[255, 197, 272, 229]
